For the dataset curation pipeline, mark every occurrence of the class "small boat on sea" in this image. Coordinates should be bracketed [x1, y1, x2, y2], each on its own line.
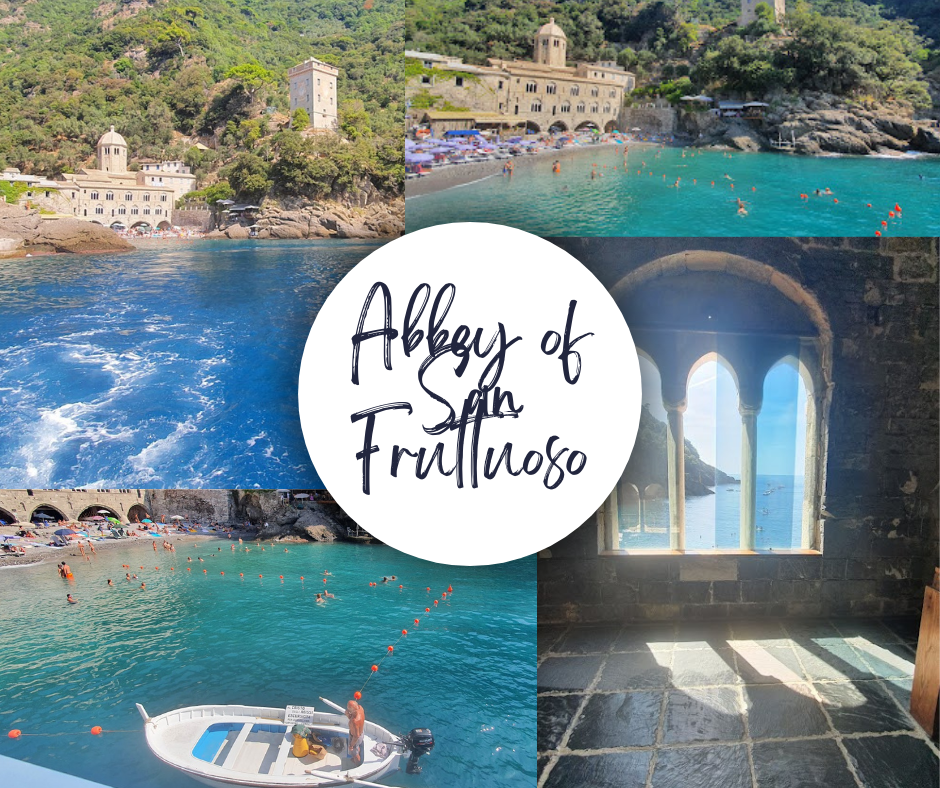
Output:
[137, 699, 433, 788]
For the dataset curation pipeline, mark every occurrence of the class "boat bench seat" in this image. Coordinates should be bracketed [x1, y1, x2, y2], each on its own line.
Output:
[220, 722, 254, 770]
[269, 734, 293, 775]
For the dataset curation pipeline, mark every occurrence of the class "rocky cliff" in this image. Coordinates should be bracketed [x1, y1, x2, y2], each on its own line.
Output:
[209, 197, 404, 241]
[144, 489, 358, 542]
[0, 203, 135, 257]
[624, 406, 738, 497]
[684, 93, 940, 156]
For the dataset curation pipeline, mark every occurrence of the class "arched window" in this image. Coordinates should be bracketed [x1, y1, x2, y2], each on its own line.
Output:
[560, 102, 570, 113]
[570, 85, 579, 96]
[125, 193, 133, 201]
[143, 193, 150, 202]
[598, 253, 831, 555]
[90, 191, 99, 200]
[610, 89, 617, 98]
[160, 194, 168, 202]
[531, 100, 542, 112]
[591, 87, 599, 97]
[603, 104, 611, 113]
[546, 83, 557, 95]
[131, 207, 139, 215]
[525, 81, 538, 93]
[118, 206, 127, 215]
[105, 192, 114, 201]
[590, 104, 599, 113]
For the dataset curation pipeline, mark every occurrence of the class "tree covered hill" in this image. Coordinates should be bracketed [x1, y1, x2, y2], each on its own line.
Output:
[0, 0, 404, 197]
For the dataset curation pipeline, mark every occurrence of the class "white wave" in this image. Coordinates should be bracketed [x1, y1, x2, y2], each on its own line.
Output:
[127, 419, 199, 482]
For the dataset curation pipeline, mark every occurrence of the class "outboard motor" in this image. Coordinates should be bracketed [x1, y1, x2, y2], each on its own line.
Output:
[401, 728, 434, 774]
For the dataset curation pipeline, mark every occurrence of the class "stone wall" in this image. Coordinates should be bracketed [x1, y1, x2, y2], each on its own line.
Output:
[172, 207, 213, 230]
[539, 237, 939, 623]
[0, 489, 150, 523]
[622, 107, 677, 134]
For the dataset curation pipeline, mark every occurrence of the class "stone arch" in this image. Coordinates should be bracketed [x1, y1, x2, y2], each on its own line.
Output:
[523, 120, 541, 133]
[604, 120, 618, 133]
[130, 221, 152, 231]
[156, 220, 171, 230]
[77, 504, 122, 523]
[549, 120, 568, 133]
[30, 503, 67, 524]
[610, 251, 833, 551]
[127, 504, 150, 523]
[109, 220, 126, 229]
[575, 120, 599, 131]
[0, 506, 17, 524]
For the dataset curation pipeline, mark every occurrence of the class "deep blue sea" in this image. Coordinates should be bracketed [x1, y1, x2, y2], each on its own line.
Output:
[619, 474, 804, 550]
[0, 541, 535, 787]
[407, 145, 940, 236]
[0, 240, 379, 489]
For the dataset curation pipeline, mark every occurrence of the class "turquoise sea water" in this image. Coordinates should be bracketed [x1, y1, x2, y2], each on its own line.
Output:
[406, 146, 940, 236]
[0, 541, 535, 787]
[620, 474, 803, 550]
[0, 240, 378, 489]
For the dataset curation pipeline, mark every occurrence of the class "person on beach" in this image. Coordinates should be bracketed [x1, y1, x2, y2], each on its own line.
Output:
[79, 543, 86, 559]
[60, 562, 72, 579]
[67, 594, 77, 604]
[346, 701, 365, 765]
[152, 541, 157, 552]
[89, 542, 96, 555]
[552, 160, 560, 174]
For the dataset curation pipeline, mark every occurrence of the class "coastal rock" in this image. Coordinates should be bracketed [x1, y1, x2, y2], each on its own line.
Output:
[873, 116, 915, 141]
[303, 525, 336, 542]
[205, 229, 226, 239]
[804, 129, 871, 155]
[0, 203, 133, 255]
[266, 223, 307, 239]
[31, 217, 135, 254]
[911, 126, 940, 154]
[335, 220, 378, 239]
[224, 224, 250, 239]
[723, 122, 763, 152]
[0, 237, 24, 258]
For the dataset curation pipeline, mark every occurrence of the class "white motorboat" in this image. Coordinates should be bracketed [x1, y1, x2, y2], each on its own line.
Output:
[136, 699, 434, 788]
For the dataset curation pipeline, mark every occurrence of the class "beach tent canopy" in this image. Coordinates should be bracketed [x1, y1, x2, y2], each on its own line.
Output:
[405, 152, 433, 163]
[33, 513, 54, 520]
[680, 95, 713, 102]
[443, 129, 481, 136]
[718, 101, 746, 109]
[170, 515, 185, 520]
[294, 493, 310, 499]
[142, 518, 153, 523]
[54, 528, 77, 536]
[743, 101, 770, 107]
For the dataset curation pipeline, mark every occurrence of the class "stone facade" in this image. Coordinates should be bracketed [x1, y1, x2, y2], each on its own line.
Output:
[288, 57, 339, 131]
[57, 127, 195, 228]
[740, 0, 786, 25]
[406, 19, 635, 135]
[539, 237, 939, 623]
[0, 489, 152, 524]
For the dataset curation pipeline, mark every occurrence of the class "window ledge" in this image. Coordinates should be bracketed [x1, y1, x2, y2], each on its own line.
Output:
[599, 548, 822, 557]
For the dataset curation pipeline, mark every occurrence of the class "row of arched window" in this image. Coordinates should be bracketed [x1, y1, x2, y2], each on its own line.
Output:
[523, 82, 614, 98]
[88, 191, 167, 202]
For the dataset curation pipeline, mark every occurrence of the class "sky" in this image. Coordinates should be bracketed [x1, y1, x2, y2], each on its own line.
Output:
[638, 354, 807, 478]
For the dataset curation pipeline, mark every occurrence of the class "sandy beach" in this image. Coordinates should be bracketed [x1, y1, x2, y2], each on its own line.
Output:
[405, 141, 634, 199]
[0, 525, 261, 570]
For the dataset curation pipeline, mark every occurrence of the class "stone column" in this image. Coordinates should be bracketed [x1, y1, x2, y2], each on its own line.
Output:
[602, 486, 619, 552]
[665, 402, 686, 551]
[740, 404, 760, 551]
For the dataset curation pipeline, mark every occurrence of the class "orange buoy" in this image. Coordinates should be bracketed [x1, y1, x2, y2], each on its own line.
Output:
[875, 230, 882, 236]
[426, 587, 430, 592]
[220, 572, 224, 575]
[399, 584, 403, 589]
[259, 574, 263, 578]
[414, 619, 420, 625]
[889, 211, 895, 218]
[280, 575, 284, 579]
[155, 567, 159, 570]
[711, 181, 715, 187]
[433, 600, 438, 606]
[323, 578, 327, 583]
[387, 646, 394, 653]
[203, 569, 207, 574]
[354, 691, 362, 700]
[8, 729, 21, 739]
[751, 187, 756, 192]
[895, 203, 901, 212]
[371, 665, 378, 672]
[91, 726, 102, 735]
[170, 567, 174, 571]
[300, 576, 304, 580]
[867, 203, 872, 208]
[447, 586, 452, 592]
[240, 573, 244, 577]
[402, 630, 408, 636]
[425, 607, 430, 613]
[882, 220, 888, 227]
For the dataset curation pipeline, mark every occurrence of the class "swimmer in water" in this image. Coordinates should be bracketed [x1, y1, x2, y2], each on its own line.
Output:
[325, 590, 335, 599]
[125, 573, 131, 581]
[67, 594, 77, 604]
[187, 557, 192, 562]
[315, 593, 324, 604]
[140, 582, 146, 590]
[824, 187, 833, 195]
[107, 579, 114, 586]
[736, 198, 749, 216]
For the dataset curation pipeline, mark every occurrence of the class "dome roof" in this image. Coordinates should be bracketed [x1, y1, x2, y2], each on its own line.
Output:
[98, 126, 127, 147]
[536, 17, 567, 39]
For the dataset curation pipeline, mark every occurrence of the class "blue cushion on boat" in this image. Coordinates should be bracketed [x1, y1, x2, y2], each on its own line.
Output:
[192, 722, 242, 762]
[250, 723, 288, 734]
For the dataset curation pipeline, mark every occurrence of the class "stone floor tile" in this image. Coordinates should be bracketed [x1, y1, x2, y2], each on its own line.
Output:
[566, 691, 662, 750]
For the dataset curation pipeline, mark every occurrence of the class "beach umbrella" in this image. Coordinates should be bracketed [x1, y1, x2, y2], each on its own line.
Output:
[294, 494, 310, 499]
[142, 518, 153, 523]
[170, 515, 184, 520]
[107, 517, 120, 524]
[54, 528, 78, 536]
[405, 152, 433, 164]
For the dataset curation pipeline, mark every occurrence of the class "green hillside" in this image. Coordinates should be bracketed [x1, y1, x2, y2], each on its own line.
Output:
[406, 0, 936, 109]
[0, 0, 404, 196]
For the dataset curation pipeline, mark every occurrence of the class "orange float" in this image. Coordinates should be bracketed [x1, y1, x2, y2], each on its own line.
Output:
[91, 726, 102, 735]
[8, 730, 21, 739]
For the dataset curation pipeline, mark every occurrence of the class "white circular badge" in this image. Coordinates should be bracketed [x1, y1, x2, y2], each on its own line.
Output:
[299, 223, 641, 565]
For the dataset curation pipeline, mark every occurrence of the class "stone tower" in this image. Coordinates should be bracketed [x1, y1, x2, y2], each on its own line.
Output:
[533, 17, 567, 68]
[739, 0, 785, 26]
[97, 126, 128, 174]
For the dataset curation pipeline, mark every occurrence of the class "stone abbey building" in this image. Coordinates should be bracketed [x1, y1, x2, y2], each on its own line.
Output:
[57, 127, 196, 229]
[406, 19, 635, 135]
